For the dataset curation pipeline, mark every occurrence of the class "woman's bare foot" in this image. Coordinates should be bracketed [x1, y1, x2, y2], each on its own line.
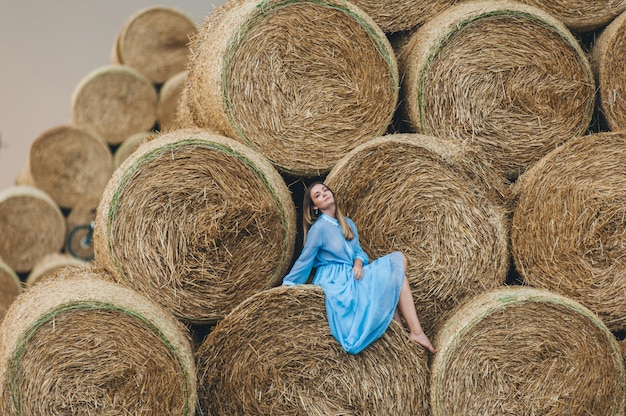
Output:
[409, 332, 437, 353]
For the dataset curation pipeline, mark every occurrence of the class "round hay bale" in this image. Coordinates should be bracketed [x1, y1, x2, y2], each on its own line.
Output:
[511, 131, 626, 332]
[519, 0, 626, 32]
[0, 265, 197, 415]
[25, 253, 86, 288]
[0, 186, 65, 273]
[592, 9, 626, 132]
[324, 133, 510, 336]
[347, 0, 457, 32]
[29, 125, 113, 209]
[70, 64, 158, 145]
[157, 71, 187, 132]
[113, 130, 157, 169]
[94, 128, 296, 323]
[13, 161, 33, 187]
[196, 285, 429, 415]
[430, 286, 625, 415]
[399, 0, 595, 180]
[178, 0, 398, 176]
[111, 6, 197, 84]
[0, 260, 21, 323]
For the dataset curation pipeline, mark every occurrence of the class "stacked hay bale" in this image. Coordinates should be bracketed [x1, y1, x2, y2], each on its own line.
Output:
[0, 260, 21, 322]
[0, 266, 197, 415]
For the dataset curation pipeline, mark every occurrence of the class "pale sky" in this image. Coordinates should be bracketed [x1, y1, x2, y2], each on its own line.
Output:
[0, 1, 224, 191]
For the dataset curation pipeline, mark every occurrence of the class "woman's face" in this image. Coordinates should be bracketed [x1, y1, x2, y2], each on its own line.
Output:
[310, 183, 335, 212]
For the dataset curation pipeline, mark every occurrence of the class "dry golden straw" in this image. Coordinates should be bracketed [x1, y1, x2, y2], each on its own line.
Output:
[157, 71, 187, 132]
[94, 128, 296, 323]
[196, 285, 430, 415]
[112, 130, 157, 169]
[29, 125, 113, 209]
[511, 131, 626, 332]
[178, 0, 398, 176]
[112, 6, 197, 84]
[325, 133, 510, 337]
[0, 265, 197, 415]
[25, 253, 85, 288]
[0, 186, 65, 273]
[71, 64, 158, 145]
[399, 0, 595, 180]
[348, 0, 457, 32]
[593, 8, 626, 132]
[0, 260, 21, 323]
[431, 286, 625, 415]
[518, 0, 626, 32]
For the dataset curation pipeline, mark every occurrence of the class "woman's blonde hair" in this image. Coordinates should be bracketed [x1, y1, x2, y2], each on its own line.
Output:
[302, 182, 354, 243]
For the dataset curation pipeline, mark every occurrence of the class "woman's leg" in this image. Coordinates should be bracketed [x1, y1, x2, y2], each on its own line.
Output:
[397, 254, 437, 353]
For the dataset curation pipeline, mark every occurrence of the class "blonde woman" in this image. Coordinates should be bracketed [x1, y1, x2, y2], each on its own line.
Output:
[283, 182, 435, 355]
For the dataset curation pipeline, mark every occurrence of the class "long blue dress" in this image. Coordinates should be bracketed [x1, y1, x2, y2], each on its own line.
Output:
[282, 213, 404, 354]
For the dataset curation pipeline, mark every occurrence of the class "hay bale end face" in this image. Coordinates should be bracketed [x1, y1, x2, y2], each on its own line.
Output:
[593, 9, 626, 132]
[94, 129, 296, 323]
[519, 0, 626, 32]
[325, 133, 510, 336]
[29, 125, 113, 209]
[196, 285, 430, 415]
[70, 64, 158, 145]
[0, 186, 65, 273]
[179, 0, 398, 176]
[511, 131, 626, 332]
[112, 6, 197, 84]
[348, 0, 457, 32]
[157, 71, 187, 133]
[430, 287, 625, 415]
[399, 0, 595, 180]
[0, 260, 21, 322]
[25, 253, 86, 288]
[0, 266, 197, 415]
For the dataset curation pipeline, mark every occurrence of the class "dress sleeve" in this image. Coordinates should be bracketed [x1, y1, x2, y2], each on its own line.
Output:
[349, 219, 369, 265]
[282, 224, 323, 285]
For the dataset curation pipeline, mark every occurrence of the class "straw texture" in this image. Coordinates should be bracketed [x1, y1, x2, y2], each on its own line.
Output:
[25, 253, 85, 288]
[430, 286, 625, 415]
[94, 128, 296, 323]
[70, 64, 158, 145]
[0, 260, 21, 323]
[0, 265, 197, 415]
[0, 186, 65, 273]
[112, 131, 157, 169]
[196, 285, 430, 415]
[178, 0, 398, 176]
[518, 0, 626, 32]
[592, 8, 626, 132]
[399, 0, 595, 180]
[112, 6, 197, 84]
[28, 125, 113, 209]
[157, 71, 187, 132]
[325, 133, 510, 336]
[348, 0, 458, 32]
[511, 131, 626, 332]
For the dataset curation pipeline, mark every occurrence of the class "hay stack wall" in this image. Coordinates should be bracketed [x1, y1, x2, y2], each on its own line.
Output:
[325, 133, 510, 336]
[196, 285, 430, 415]
[94, 128, 296, 323]
[0, 266, 197, 415]
[398, 0, 596, 180]
[177, 0, 399, 176]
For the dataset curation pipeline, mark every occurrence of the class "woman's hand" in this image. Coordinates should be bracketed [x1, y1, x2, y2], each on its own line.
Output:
[353, 259, 364, 280]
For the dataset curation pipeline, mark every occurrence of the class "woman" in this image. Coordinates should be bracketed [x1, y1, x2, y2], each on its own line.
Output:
[282, 182, 436, 355]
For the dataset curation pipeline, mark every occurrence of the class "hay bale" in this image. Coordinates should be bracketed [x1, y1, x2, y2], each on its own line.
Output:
[157, 71, 187, 132]
[113, 130, 157, 169]
[347, 0, 457, 32]
[0, 186, 65, 273]
[13, 161, 33, 187]
[519, 0, 626, 32]
[511, 131, 626, 332]
[592, 9, 626, 132]
[324, 133, 510, 336]
[0, 260, 21, 323]
[178, 0, 398, 176]
[70, 64, 158, 145]
[29, 125, 113, 209]
[431, 286, 625, 415]
[111, 6, 197, 84]
[0, 265, 197, 415]
[94, 128, 296, 323]
[25, 253, 85, 288]
[399, 0, 595, 180]
[196, 285, 430, 415]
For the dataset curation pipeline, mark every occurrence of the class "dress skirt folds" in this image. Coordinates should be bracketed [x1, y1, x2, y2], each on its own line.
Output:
[282, 214, 404, 354]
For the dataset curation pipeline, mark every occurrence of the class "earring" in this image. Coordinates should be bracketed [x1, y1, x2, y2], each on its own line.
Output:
[314, 208, 320, 216]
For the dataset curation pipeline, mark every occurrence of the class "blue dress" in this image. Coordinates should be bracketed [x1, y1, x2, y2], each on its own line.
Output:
[282, 213, 404, 354]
